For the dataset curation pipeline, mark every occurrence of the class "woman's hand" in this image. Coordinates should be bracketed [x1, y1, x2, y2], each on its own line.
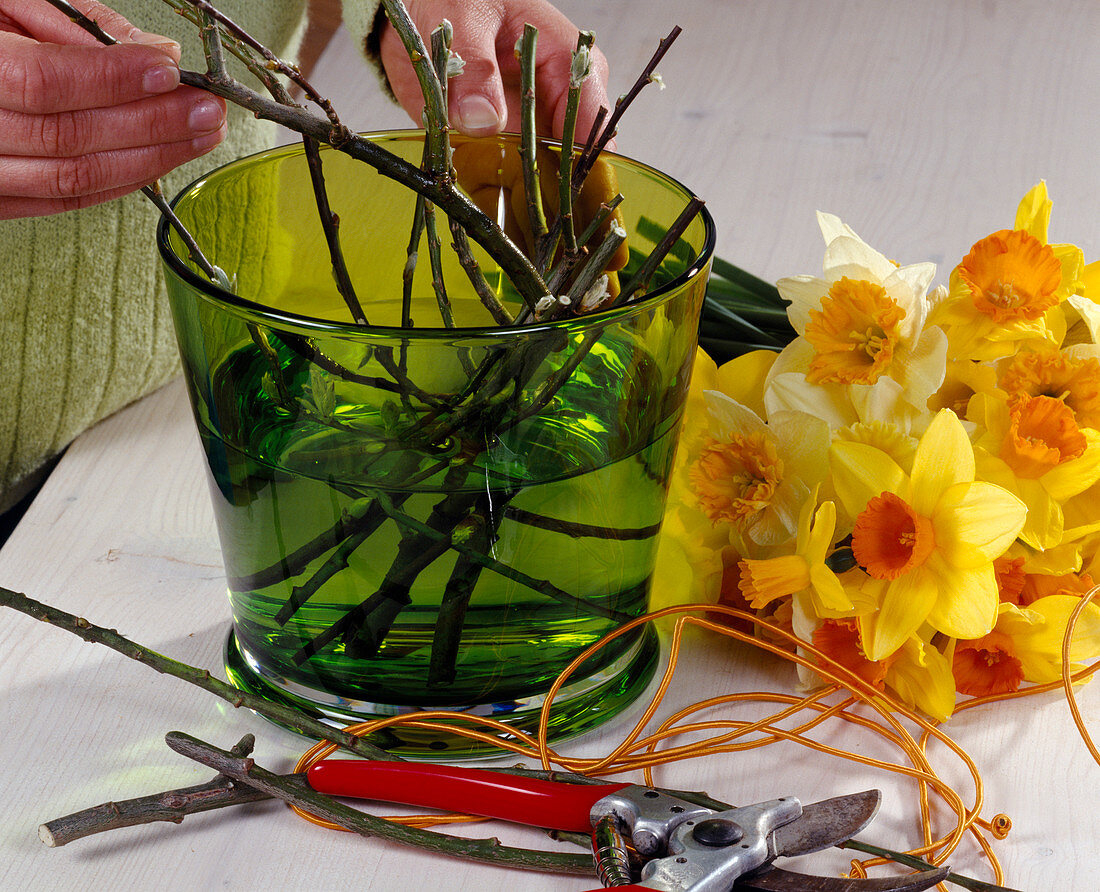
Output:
[379, 0, 612, 140]
[0, 0, 226, 219]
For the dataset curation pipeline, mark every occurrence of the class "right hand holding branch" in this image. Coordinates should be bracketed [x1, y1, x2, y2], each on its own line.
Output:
[0, 0, 227, 219]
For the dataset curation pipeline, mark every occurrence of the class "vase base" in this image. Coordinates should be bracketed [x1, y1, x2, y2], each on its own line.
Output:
[223, 626, 659, 759]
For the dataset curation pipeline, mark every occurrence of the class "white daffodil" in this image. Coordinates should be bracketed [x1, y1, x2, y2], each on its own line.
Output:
[688, 390, 830, 550]
[765, 212, 948, 433]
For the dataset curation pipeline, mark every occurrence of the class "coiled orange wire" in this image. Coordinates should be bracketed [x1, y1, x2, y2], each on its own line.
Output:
[289, 586, 1100, 889]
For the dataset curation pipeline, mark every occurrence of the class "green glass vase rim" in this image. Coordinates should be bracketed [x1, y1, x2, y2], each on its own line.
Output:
[156, 128, 715, 339]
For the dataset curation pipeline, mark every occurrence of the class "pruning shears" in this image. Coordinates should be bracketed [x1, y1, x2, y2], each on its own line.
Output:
[306, 761, 949, 891]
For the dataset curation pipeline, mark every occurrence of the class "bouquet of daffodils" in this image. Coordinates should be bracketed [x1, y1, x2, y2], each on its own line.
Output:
[660, 182, 1100, 720]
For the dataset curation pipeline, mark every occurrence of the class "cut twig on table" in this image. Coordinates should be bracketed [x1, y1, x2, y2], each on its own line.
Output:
[38, 735, 266, 848]
[38, 721, 612, 848]
[165, 731, 595, 876]
[0, 586, 397, 761]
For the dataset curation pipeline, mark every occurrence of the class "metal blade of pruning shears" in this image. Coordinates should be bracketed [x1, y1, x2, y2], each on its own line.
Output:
[771, 790, 880, 858]
[737, 791, 947, 892]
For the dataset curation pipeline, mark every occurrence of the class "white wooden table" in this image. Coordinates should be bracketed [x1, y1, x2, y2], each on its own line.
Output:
[3, 2, 1099, 888]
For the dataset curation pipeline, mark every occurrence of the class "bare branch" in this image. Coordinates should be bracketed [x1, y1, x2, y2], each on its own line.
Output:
[165, 731, 595, 875]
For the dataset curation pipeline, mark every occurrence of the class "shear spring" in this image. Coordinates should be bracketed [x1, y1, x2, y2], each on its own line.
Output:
[591, 814, 633, 887]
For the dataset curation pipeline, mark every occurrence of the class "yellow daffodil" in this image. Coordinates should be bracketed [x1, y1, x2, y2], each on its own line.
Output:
[807, 616, 956, 721]
[930, 182, 1084, 361]
[953, 594, 1100, 695]
[927, 359, 999, 418]
[831, 408, 1027, 660]
[667, 190, 1100, 723]
[804, 568, 961, 721]
[657, 352, 745, 610]
[1063, 259, 1100, 346]
[971, 391, 1100, 549]
[767, 212, 947, 431]
[657, 350, 781, 608]
[886, 636, 958, 721]
[738, 497, 852, 617]
[690, 391, 830, 549]
[997, 344, 1100, 431]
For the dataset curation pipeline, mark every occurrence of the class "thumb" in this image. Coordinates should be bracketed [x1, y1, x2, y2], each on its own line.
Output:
[376, 4, 503, 135]
[380, 14, 507, 138]
[445, 27, 507, 137]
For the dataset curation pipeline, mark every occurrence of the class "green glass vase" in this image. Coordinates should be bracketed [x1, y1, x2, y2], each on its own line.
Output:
[159, 131, 714, 757]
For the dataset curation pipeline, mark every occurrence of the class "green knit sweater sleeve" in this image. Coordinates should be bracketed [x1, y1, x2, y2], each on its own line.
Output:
[342, 1, 391, 99]
[0, 0, 393, 513]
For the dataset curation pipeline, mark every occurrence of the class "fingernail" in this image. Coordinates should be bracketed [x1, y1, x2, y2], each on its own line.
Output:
[131, 30, 181, 55]
[189, 99, 225, 133]
[456, 95, 502, 136]
[143, 64, 179, 94]
[192, 124, 227, 153]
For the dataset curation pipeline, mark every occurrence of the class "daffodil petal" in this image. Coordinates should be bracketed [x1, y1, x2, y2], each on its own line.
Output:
[884, 263, 936, 341]
[651, 532, 703, 613]
[715, 351, 776, 419]
[925, 559, 998, 640]
[932, 481, 1026, 567]
[850, 376, 909, 427]
[886, 638, 957, 721]
[1015, 478, 1064, 551]
[909, 409, 975, 516]
[1066, 295, 1100, 345]
[816, 211, 862, 245]
[1060, 489, 1100, 544]
[1002, 595, 1100, 682]
[1032, 595, 1100, 663]
[888, 262, 937, 304]
[1018, 540, 1081, 576]
[690, 349, 718, 390]
[776, 276, 827, 336]
[747, 478, 807, 546]
[1052, 242, 1084, 295]
[790, 593, 824, 690]
[809, 564, 854, 615]
[830, 441, 908, 519]
[846, 571, 885, 616]
[766, 336, 815, 380]
[805, 500, 837, 564]
[1079, 258, 1100, 306]
[893, 327, 949, 406]
[1014, 181, 1051, 243]
[703, 390, 768, 439]
[865, 569, 939, 661]
[765, 371, 858, 429]
[823, 235, 896, 284]
[768, 410, 831, 484]
[1041, 430, 1100, 502]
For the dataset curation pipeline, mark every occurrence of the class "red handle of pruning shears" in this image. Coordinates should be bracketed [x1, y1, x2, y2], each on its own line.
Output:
[307, 761, 631, 833]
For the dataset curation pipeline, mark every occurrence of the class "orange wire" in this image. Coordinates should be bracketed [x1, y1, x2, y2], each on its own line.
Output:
[1062, 584, 1100, 766]
[282, 596, 1099, 885]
